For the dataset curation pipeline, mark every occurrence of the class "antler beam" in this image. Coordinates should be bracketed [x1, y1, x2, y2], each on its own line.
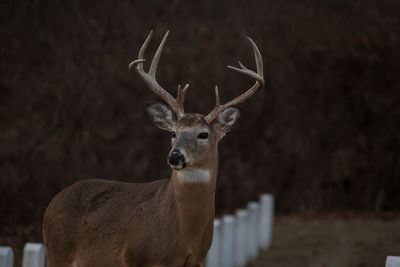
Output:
[205, 37, 264, 123]
[129, 30, 188, 119]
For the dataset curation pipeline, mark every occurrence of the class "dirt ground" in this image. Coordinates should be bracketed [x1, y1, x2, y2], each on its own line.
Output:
[248, 217, 400, 267]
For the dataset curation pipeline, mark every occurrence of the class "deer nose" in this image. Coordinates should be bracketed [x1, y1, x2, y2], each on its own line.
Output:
[168, 149, 185, 166]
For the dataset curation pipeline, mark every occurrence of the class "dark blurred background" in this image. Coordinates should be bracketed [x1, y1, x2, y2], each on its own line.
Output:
[0, 0, 399, 262]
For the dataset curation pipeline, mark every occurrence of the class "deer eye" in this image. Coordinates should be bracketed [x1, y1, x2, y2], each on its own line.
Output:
[197, 132, 209, 139]
[170, 131, 176, 138]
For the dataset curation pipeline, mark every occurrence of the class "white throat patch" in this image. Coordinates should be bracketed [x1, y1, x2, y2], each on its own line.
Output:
[178, 169, 211, 183]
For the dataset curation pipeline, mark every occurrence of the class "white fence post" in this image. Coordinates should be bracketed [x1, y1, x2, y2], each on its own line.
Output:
[386, 256, 400, 267]
[234, 209, 248, 267]
[247, 202, 260, 261]
[221, 215, 235, 267]
[22, 243, 45, 267]
[0, 247, 14, 267]
[205, 219, 221, 267]
[259, 193, 274, 250]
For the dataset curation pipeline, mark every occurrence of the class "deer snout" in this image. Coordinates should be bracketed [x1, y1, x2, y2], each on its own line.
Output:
[168, 149, 186, 170]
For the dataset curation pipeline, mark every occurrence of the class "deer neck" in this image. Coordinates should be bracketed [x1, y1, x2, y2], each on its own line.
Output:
[169, 152, 218, 239]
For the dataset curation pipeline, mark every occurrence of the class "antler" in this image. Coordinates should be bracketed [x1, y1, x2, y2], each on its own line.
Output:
[205, 37, 264, 123]
[129, 30, 188, 119]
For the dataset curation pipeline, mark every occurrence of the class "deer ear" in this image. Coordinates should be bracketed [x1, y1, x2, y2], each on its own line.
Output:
[146, 102, 176, 131]
[217, 107, 240, 137]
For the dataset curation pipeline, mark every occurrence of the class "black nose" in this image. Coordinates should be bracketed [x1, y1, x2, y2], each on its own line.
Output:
[168, 149, 184, 166]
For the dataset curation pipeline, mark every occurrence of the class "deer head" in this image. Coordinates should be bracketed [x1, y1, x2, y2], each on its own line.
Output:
[129, 30, 264, 172]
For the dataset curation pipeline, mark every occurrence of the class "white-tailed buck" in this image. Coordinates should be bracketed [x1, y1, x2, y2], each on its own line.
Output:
[43, 30, 264, 267]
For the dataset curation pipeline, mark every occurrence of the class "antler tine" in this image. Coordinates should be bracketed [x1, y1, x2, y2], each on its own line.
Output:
[248, 37, 263, 77]
[149, 31, 169, 77]
[176, 84, 189, 117]
[214, 85, 221, 107]
[129, 31, 186, 118]
[205, 86, 221, 122]
[205, 37, 264, 123]
[226, 37, 264, 86]
[129, 30, 153, 72]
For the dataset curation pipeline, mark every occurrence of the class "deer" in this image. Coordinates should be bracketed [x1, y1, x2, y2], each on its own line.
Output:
[42, 30, 264, 267]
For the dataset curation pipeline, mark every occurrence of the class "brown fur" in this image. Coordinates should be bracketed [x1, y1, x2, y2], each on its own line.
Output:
[43, 114, 220, 267]
[44, 31, 263, 266]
